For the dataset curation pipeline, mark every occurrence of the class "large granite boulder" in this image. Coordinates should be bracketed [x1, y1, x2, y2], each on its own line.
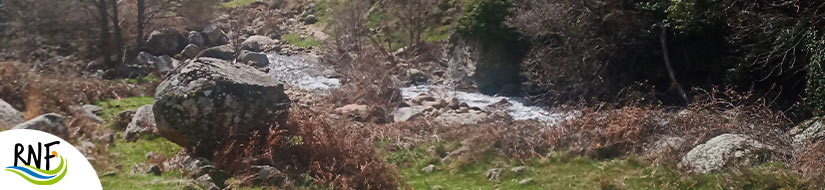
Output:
[145, 28, 187, 56]
[790, 117, 825, 153]
[0, 98, 24, 129]
[679, 134, 777, 173]
[153, 57, 290, 157]
[12, 113, 68, 138]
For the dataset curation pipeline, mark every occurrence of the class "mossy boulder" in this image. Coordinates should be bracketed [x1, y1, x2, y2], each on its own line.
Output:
[153, 57, 290, 158]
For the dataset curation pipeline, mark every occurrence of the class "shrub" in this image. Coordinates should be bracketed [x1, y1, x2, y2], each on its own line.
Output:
[3, 0, 98, 59]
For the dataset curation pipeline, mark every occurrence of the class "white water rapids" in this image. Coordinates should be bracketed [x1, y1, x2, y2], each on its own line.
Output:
[265, 53, 568, 125]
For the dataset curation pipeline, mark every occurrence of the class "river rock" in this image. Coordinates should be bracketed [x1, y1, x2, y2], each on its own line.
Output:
[125, 105, 157, 142]
[196, 45, 236, 61]
[679, 134, 775, 173]
[790, 117, 825, 153]
[238, 50, 270, 67]
[412, 94, 436, 105]
[435, 111, 488, 125]
[12, 113, 68, 137]
[181, 44, 203, 59]
[335, 104, 389, 123]
[154, 57, 290, 157]
[392, 106, 424, 122]
[203, 24, 229, 47]
[0, 98, 24, 129]
[188, 31, 206, 47]
[241, 35, 277, 52]
[145, 28, 186, 56]
[408, 69, 428, 85]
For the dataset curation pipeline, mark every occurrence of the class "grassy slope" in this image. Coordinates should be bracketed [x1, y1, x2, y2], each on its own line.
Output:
[392, 142, 810, 190]
[94, 97, 194, 190]
[282, 33, 323, 48]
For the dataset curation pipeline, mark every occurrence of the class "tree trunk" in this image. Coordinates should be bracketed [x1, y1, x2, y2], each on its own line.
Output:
[137, 0, 144, 49]
[98, 0, 112, 68]
[111, 0, 122, 64]
[660, 27, 689, 105]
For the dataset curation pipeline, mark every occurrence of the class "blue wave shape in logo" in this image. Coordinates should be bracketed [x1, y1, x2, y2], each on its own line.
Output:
[4, 166, 58, 180]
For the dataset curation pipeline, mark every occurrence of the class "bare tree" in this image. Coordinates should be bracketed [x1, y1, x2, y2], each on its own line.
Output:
[137, 0, 144, 48]
[111, 0, 123, 64]
[97, 0, 112, 68]
[387, 0, 437, 47]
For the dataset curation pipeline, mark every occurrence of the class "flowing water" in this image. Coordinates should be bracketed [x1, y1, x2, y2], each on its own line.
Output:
[265, 53, 568, 125]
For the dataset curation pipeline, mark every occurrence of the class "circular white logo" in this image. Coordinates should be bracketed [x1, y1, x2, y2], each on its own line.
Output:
[0, 129, 102, 189]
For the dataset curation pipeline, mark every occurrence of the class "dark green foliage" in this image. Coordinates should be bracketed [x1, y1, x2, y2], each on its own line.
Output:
[805, 31, 825, 115]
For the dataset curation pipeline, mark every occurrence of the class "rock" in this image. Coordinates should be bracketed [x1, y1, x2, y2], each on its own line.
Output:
[335, 104, 389, 123]
[154, 57, 290, 157]
[73, 105, 105, 124]
[447, 98, 460, 110]
[649, 135, 685, 154]
[241, 35, 277, 52]
[82, 105, 104, 115]
[511, 166, 527, 174]
[98, 133, 115, 144]
[412, 94, 436, 105]
[188, 31, 206, 47]
[679, 134, 776, 173]
[409, 69, 428, 85]
[435, 111, 488, 125]
[302, 14, 318, 24]
[422, 99, 446, 109]
[518, 178, 534, 185]
[203, 24, 229, 47]
[486, 168, 503, 181]
[238, 50, 270, 67]
[145, 28, 186, 56]
[196, 45, 235, 61]
[421, 164, 435, 173]
[112, 109, 137, 130]
[181, 44, 202, 59]
[431, 185, 444, 190]
[146, 165, 162, 176]
[125, 105, 157, 142]
[392, 106, 424, 122]
[136, 51, 176, 74]
[183, 157, 227, 189]
[13, 113, 67, 137]
[790, 117, 825, 153]
[0, 98, 24, 129]
[196, 174, 222, 190]
[250, 165, 288, 186]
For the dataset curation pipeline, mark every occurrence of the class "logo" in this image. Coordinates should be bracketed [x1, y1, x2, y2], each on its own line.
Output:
[5, 141, 68, 185]
[0, 129, 101, 189]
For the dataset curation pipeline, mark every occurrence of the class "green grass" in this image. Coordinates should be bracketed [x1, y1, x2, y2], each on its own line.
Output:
[424, 24, 453, 42]
[95, 96, 154, 123]
[282, 33, 323, 48]
[393, 142, 812, 190]
[93, 97, 193, 189]
[219, 0, 257, 8]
